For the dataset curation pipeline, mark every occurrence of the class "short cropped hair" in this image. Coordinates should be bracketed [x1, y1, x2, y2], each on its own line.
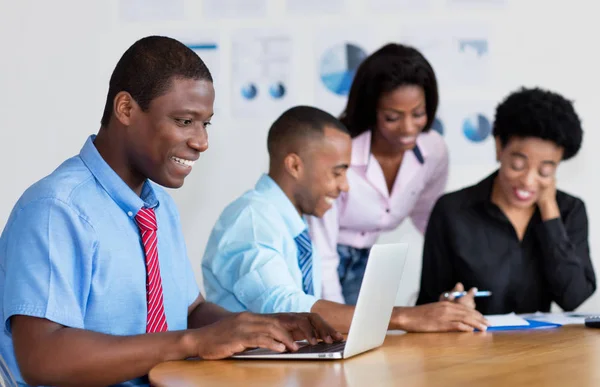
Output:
[100, 35, 213, 127]
[341, 43, 439, 138]
[493, 87, 583, 160]
[267, 106, 349, 160]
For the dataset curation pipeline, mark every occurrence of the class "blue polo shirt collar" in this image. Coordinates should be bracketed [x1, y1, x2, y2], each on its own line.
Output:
[79, 135, 159, 216]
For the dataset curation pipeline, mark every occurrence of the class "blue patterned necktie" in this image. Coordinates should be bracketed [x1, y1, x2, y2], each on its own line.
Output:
[295, 229, 314, 295]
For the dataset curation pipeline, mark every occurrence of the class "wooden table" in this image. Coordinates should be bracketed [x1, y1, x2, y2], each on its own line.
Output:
[150, 326, 600, 387]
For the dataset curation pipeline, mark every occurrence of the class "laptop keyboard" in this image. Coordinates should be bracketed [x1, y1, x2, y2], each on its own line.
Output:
[234, 341, 346, 356]
[294, 341, 346, 354]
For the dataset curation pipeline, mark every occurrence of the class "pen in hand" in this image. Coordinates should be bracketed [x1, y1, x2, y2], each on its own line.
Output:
[443, 290, 492, 299]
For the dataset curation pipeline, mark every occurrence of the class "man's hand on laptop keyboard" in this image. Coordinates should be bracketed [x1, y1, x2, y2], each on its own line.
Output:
[268, 312, 344, 345]
[190, 311, 343, 359]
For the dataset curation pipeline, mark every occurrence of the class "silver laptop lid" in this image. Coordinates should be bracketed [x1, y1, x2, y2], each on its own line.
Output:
[343, 243, 408, 358]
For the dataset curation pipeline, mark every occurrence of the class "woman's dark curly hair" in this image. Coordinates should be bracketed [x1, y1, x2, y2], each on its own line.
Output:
[493, 87, 583, 160]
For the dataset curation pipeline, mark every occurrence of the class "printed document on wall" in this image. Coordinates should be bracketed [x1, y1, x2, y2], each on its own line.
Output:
[435, 99, 496, 166]
[447, 0, 507, 9]
[203, 0, 267, 18]
[231, 29, 295, 118]
[285, 0, 347, 15]
[119, 0, 185, 22]
[400, 23, 492, 92]
[368, 0, 432, 12]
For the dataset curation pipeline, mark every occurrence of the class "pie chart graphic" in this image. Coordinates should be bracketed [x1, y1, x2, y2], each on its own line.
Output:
[320, 43, 367, 96]
[241, 83, 258, 100]
[462, 113, 491, 143]
[269, 82, 286, 99]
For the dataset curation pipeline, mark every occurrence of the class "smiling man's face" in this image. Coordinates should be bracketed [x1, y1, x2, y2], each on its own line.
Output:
[125, 77, 215, 189]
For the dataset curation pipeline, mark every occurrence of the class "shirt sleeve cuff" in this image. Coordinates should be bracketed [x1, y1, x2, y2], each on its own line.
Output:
[4, 304, 85, 334]
[252, 290, 319, 314]
[294, 294, 320, 313]
[537, 217, 568, 244]
[234, 269, 321, 314]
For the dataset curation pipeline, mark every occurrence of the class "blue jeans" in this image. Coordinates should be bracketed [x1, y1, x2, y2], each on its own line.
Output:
[337, 245, 371, 305]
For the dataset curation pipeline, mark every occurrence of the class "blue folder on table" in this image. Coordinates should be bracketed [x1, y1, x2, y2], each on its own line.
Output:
[486, 319, 562, 331]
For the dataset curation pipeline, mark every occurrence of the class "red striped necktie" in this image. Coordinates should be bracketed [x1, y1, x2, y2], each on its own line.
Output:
[135, 207, 168, 333]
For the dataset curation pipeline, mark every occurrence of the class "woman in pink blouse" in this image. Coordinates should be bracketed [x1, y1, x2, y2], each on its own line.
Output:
[308, 43, 449, 305]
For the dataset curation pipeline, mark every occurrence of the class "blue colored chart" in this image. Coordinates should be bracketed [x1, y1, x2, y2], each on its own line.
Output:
[186, 43, 218, 51]
[462, 114, 491, 142]
[269, 82, 286, 99]
[458, 39, 488, 57]
[320, 43, 367, 96]
[241, 83, 258, 100]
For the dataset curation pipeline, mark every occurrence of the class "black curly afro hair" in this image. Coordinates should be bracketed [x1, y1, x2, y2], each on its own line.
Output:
[493, 87, 583, 160]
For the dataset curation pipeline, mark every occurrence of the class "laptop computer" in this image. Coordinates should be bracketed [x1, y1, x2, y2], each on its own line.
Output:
[231, 243, 408, 360]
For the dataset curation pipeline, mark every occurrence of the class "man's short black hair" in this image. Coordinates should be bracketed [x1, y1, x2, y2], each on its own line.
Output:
[100, 35, 213, 127]
[340, 43, 439, 138]
[493, 87, 583, 160]
[267, 106, 349, 160]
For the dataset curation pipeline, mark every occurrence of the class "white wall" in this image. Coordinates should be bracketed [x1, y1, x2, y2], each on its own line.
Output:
[1, 0, 599, 311]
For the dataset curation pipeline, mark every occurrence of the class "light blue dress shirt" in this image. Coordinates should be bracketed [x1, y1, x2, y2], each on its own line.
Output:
[202, 174, 321, 314]
[0, 135, 199, 387]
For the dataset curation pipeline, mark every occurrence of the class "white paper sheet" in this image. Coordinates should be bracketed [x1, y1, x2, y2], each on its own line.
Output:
[519, 312, 587, 326]
[484, 313, 530, 327]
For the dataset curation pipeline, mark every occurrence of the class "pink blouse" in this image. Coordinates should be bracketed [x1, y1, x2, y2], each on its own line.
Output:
[307, 129, 449, 302]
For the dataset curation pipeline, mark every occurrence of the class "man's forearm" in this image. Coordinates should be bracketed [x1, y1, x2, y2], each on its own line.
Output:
[12, 316, 196, 387]
[188, 300, 235, 329]
[310, 299, 355, 333]
[311, 301, 423, 333]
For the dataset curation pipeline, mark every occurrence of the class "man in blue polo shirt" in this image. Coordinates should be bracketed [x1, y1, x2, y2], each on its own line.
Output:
[0, 36, 340, 387]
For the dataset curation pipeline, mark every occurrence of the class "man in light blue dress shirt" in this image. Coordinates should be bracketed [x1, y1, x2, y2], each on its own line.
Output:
[202, 107, 350, 320]
[0, 37, 340, 387]
[203, 106, 490, 334]
[204, 173, 324, 314]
